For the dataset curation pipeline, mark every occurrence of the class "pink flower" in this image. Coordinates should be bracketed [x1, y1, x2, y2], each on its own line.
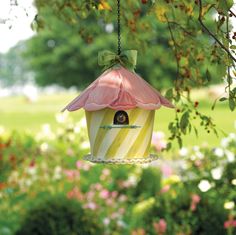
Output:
[67, 187, 83, 200]
[103, 218, 110, 226]
[99, 189, 110, 199]
[106, 198, 113, 206]
[153, 219, 167, 235]
[111, 212, 119, 219]
[86, 191, 95, 200]
[118, 207, 125, 214]
[190, 204, 197, 211]
[161, 164, 173, 177]
[111, 191, 118, 198]
[76, 160, 82, 169]
[224, 219, 236, 228]
[151, 132, 167, 152]
[190, 194, 201, 211]
[82, 163, 90, 171]
[94, 183, 103, 191]
[66, 148, 74, 156]
[118, 195, 128, 202]
[192, 194, 201, 204]
[194, 160, 202, 167]
[84, 202, 97, 210]
[102, 168, 110, 176]
[64, 170, 79, 181]
[160, 185, 170, 194]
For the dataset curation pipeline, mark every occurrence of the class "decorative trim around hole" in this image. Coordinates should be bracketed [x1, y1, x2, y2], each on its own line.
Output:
[100, 125, 141, 130]
[83, 154, 158, 164]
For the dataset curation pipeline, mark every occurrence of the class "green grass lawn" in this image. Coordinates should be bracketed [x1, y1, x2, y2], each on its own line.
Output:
[0, 92, 235, 147]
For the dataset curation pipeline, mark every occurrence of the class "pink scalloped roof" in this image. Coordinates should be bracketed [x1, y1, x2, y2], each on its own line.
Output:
[63, 66, 174, 111]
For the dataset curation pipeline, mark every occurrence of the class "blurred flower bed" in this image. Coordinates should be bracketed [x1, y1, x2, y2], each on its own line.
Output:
[0, 113, 235, 235]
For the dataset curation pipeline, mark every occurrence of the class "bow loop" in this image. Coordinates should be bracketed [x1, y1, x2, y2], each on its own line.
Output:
[98, 50, 137, 71]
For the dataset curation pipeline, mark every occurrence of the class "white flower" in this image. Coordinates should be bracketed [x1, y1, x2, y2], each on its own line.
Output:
[55, 112, 68, 123]
[117, 220, 126, 228]
[221, 138, 229, 148]
[225, 150, 235, 162]
[224, 201, 235, 210]
[179, 147, 188, 157]
[198, 180, 212, 192]
[53, 166, 62, 180]
[55, 166, 62, 173]
[229, 133, 236, 141]
[127, 175, 138, 186]
[0, 126, 5, 135]
[40, 142, 49, 152]
[105, 23, 114, 33]
[211, 167, 223, 180]
[79, 117, 87, 128]
[192, 146, 200, 152]
[74, 125, 81, 133]
[103, 218, 110, 226]
[27, 167, 37, 175]
[81, 141, 90, 149]
[213, 148, 224, 157]
[190, 154, 196, 161]
[25, 179, 32, 187]
[195, 151, 204, 159]
[231, 179, 236, 185]
[42, 124, 51, 135]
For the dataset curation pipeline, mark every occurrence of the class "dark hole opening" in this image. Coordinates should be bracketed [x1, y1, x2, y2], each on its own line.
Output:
[113, 110, 129, 125]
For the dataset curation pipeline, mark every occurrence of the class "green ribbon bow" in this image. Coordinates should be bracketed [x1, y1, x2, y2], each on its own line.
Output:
[98, 50, 137, 71]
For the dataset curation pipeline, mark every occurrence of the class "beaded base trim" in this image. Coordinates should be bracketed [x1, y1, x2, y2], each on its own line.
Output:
[83, 154, 158, 164]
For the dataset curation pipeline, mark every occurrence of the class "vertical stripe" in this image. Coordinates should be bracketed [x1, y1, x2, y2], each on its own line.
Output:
[93, 109, 114, 156]
[104, 108, 142, 159]
[126, 110, 154, 158]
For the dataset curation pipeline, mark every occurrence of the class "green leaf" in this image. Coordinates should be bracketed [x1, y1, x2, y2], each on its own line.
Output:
[218, 0, 234, 14]
[177, 136, 183, 148]
[230, 45, 236, 50]
[166, 142, 172, 150]
[206, 69, 211, 82]
[211, 99, 217, 110]
[219, 97, 227, 102]
[165, 88, 173, 99]
[180, 112, 189, 133]
[194, 126, 198, 137]
[229, 97, 235, 111]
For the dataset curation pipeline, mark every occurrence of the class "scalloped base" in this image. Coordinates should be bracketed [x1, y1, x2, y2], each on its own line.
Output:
[83, 154, 158, 164]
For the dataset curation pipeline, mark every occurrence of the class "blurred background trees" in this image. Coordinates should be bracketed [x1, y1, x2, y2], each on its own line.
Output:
[0, 0, 235, 145]
[2, 0, 232, 92]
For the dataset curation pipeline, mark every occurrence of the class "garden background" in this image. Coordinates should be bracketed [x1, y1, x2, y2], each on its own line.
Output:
[0, 0, 236, 234]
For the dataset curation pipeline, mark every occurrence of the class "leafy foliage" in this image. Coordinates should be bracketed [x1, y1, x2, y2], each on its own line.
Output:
[21, 0, 236, 147]
[0, 115, 235, 235]
[15, 195, 103, 235]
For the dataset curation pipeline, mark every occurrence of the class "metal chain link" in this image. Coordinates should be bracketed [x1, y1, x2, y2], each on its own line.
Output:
[117, 0, 121, 55]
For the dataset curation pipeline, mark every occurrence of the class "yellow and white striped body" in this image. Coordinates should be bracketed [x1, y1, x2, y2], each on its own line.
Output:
[85, 108, 155, 163]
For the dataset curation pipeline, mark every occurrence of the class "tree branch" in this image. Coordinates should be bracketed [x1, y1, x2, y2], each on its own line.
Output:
[198, 0, 236, 63]
[165, 15, 181, 86]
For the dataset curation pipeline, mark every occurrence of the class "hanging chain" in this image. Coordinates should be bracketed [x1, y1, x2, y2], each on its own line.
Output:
[117, 0, 121, 55]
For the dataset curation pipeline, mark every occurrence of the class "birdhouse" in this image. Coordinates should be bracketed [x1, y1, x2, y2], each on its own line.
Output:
[63, 57, 174, 164]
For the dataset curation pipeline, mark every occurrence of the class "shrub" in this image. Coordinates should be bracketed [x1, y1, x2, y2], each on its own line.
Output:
[15, 195, 103, 235]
